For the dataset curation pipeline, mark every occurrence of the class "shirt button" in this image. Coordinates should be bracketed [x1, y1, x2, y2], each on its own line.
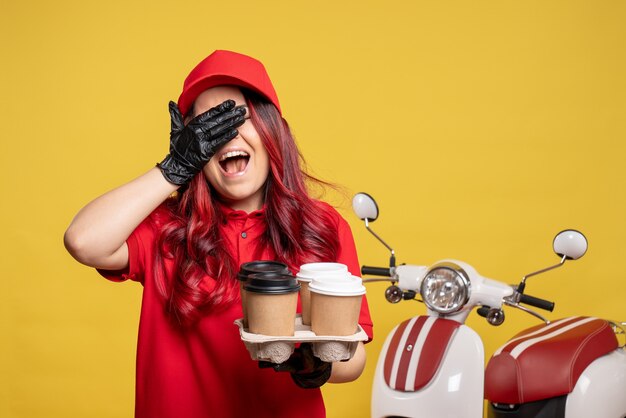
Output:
[241, 232, 247, 239]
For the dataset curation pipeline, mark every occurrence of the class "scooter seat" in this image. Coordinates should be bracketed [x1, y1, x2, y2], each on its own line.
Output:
[485, 316, 618, 404]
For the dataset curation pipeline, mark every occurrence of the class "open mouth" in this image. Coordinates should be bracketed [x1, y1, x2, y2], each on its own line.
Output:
[218, 150, 250, 175]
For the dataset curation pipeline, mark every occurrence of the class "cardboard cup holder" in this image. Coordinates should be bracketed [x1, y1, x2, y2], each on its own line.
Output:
[234, 315, 368, 364]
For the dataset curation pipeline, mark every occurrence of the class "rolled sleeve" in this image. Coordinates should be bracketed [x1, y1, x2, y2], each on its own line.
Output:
[96, 216, 153, 284]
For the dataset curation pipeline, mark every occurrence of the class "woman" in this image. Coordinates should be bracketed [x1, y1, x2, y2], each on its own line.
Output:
[64, 50, 373, 418]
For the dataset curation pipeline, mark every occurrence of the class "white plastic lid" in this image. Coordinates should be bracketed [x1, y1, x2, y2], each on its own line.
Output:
[309, 274, 366, 296]
[296, 262, 349, 282]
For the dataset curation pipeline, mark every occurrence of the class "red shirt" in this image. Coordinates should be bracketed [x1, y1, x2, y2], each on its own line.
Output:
[98, 201, 373, 418]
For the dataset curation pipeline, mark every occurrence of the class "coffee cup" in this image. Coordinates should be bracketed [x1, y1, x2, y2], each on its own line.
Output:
[296, 262, 349, 325]
[244, 272, 300, 336]
[309, 272, 366, 336]
[238, 261, 290, 327]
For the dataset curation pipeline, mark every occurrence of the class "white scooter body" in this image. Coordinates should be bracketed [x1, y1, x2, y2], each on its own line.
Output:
[352, 193, 625, 418]
[373, 315, 626, 418]
[372, 320, 484, 418]
[371, 261, 511, 418]
[564, 349, 626, 418]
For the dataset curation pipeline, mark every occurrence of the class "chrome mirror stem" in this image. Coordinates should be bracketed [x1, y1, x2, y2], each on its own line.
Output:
[518, 254, 567, 293]
[364, 218, 396, 267]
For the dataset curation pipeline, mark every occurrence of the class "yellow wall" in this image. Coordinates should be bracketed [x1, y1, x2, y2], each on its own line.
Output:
[2, 1, 625, 417]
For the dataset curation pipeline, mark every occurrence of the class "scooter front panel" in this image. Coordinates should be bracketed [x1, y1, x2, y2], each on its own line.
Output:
[372, 317, 484, 418]
[383, 316, 460, 392]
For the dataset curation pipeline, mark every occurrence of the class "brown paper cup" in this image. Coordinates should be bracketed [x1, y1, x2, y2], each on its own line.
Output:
[299, 281, 312, 325]
[238, 261, 291, 328]
[246, 292, 298, 336]
[310, 292, 362, 336]
[240, 282, 248, 328]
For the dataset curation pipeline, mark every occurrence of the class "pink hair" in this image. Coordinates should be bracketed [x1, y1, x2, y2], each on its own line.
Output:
[155, 90, 340, 325]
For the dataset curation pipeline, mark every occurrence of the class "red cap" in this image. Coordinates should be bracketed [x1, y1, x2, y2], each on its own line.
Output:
[177, 50, 281, 116]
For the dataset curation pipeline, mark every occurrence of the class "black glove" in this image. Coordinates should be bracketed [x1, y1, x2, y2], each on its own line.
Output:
[158, 100, 246, 185]
[258, 343, 332, 389]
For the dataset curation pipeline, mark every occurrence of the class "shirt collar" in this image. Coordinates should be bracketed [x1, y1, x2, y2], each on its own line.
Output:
[216, 201, 266, 220]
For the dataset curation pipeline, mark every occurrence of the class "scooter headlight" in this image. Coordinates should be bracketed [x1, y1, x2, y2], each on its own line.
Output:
[420, 262, 471, 314]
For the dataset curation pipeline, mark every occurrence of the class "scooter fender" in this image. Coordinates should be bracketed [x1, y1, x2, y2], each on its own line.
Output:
[372, 316, 484, 418]
[565, 348, 626, 418]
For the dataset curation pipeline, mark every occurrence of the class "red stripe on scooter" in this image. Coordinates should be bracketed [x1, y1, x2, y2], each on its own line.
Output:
[413, 319, 460, 390]
[498, 316, 583, 355]
[393, 316, 428, 390]
[383, 318, 413, 387]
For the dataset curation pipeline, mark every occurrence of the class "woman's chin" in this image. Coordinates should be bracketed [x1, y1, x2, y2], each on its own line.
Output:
[217, 188, 265, 212]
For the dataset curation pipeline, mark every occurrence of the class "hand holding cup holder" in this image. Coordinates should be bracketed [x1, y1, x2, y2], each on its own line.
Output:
[236, 261, 368, 365]
[258, 343, 333, 389]
[235, 316, 368, 364]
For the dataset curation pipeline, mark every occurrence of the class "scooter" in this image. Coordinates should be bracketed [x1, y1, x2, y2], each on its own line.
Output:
[352, 192, 626, 418]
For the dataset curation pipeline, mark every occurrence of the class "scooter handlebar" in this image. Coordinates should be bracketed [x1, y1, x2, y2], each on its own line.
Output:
[361, 266, 392, 277]
[519, 293, 555, 312]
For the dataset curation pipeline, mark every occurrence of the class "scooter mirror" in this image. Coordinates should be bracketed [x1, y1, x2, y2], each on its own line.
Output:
[352, 193, 379, 222]
[553, 229, 588, 260]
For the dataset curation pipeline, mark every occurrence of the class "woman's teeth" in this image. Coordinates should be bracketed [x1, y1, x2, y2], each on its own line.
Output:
[219, 150, 250, 174]
[219, 150, 249, 161]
